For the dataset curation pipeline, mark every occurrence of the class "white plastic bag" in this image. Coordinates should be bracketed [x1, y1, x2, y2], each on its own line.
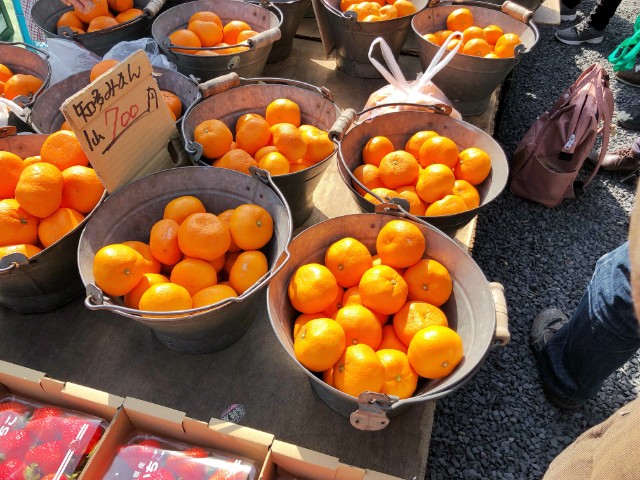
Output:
[361, 36, 463, 122]
[0, 98, 29, 126]
[47, 38, 102, 85]
[104, 38, 177, 71]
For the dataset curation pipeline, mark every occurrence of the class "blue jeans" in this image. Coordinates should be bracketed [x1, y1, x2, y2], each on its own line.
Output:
[538, 242, 640, 403]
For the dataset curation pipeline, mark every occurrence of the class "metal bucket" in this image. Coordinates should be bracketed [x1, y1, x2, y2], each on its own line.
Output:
[314, 0, 428, 78]
[31, 0, 165, 57]
[267, 206, 509, 429]
[0, 130, 105, 313]
[332, 106, 508, 234]
[412, 0, 539, 115]
[267, 0, 311, 62]
[182, 72, 341, 228]
[0, 42, 51, 107]
[77, 166, 293, 354]
[152, 0, 282, 81]
[28, 67, 201, 134]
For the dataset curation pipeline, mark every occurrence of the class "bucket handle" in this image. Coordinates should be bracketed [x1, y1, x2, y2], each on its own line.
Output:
[5, 42, 51, 108]
[143, 0, 166, 18]
[240, 77, 334, 102]
[0, 253, 30, 275]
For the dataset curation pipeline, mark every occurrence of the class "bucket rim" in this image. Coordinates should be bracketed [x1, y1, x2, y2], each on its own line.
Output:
[0, 42, 52, 107]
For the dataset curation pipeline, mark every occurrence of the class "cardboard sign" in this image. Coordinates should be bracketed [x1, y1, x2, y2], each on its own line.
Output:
[61, 50, 178, 193]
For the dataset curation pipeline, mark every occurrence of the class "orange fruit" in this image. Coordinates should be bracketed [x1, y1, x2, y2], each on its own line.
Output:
[454, 147, 491, 185]
[223, 250, 241, 278]
[229, 204, 273, 250]
[188, 20, 223, 47]
[0, 199, 39, 246]
[299, 126, 334, 164]
[40, 130, 89, 171]
[379, 324, 408, 353]
[212, 42, 248, 55]
[362, 15, 382, 22]
[418, 136, 459, 168]
[90, 59, 119, 82]
[340, 0, 359, 10]
[452, 179, 480, 209]
[322, 285, 345, 318]
[378, 150, 420, 189]
[371, 253, 405, 275]
[484, 24, 504, 45]
[213, 149, 258, 174]
[359, 265, 408, 315]
[353, 164, 384, 196]
[0, 151, 25, 199]
[74, 0, 109, 24]
[170, 257, 218, 296]
[139, 283, 193, 313]
[425, 194, 467, 216]
[335, 304, 382, 349]
[15, 163, 64, 219]
[0, 64, 12, 83]
[37, 207, 84, 248]
[333, 344, 385, 397]
[87, 15, 118, 32]
[93, 243, 146, 297]
[462, 26, 485, 42]
[325, 237, 373, 288]
[60, 165, 103, 214]
[362, 136, 394, 167]
[189, 11, 223, 28]
[342, 285, 388, 325]
[3, 75, 44, 105]
[23, 156, 41, 167]
[288, 263, 339, 314]
[378, 4, 398, 19]
[237, 30, 259, 42]
[484, 53, 499, 59]
[229, 250, 268, 294]
[376, 219, 425, 269]
[222, 20, 252, 44]
[403, 258, 452, 306]
[423, 33, 439, 45]
[392, 300, 448, 346]
[168, 28, 202, 55]
[395, 186, 427, 216]
[194, 119, 233, 159]
[208, 254, 226, 273]
[265, 99, 301, 127]
[393, 0, 416, 16]
[0, 244, 42, 259]
[446, 7, 473, 32]
[217, 209, 240, 252]
[163, 196, 206, 225]
[415, 164, 455, 204]
[149, 218, 183, 266]
[115, 8, 143, 22]
[192, 284, 237, 307]
[294, 318, 346, 372]
[462, 38, 491, 56]
[408, 325, 463, 378]
[494, 33, 521, 58]
[323, 365, 335, 387]
[404, 130, 438, 159]
[254, 145, 278, 162]
[445, 38, 463, 51]
[271, 123, 307, 161]
[178, 213, 231, 261]
[293, 312, 326, 338]
[236, 116, 272, 156]
[347, 2, 380, 21]
[258, 151, 290, 176]
[124, 273, 169, 309]
[435, 29, 454, 45]
[57, 11, 85, 30]
[363, 187, 398, 205]
[289, 159, 314, 173]
[376, 349, 418, 398]
[122, 240, 161, 274]
[160, 91, 182, 119]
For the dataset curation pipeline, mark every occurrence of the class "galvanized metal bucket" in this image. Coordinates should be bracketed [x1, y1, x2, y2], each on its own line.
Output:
[267, 0, 311, 62]
[412, 0, 539, 115]
[152, 0, 282, 81]
[31, 0, 166, 57]
[313, 0, 428, 78]
[331, 105, 508, 234]
[77, 166, 293, 354]
[267, 205, 509, 429]
[0, 42, 51, 107]
[0, 130, 106, 313]
[28, 67, 200, 134]
[182, 72, 341, 228]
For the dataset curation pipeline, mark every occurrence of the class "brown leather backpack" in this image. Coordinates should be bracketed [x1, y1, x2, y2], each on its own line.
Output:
[509, 64, 614, 208]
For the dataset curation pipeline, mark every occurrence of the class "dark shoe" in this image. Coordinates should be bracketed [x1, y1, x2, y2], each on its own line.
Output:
[556, 20, 604, 45]
[587, 147, 640, 172]
[616, 64, 640, 88]
[560, 2, 577, 21]
[618, 106, 640, 130]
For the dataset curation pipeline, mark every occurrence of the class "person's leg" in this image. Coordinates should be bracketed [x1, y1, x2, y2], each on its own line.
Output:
[586, 0, 623, 30]
[532, 242, 640, 407]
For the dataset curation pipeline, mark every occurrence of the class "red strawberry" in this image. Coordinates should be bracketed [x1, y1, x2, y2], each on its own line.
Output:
[208, 469, 249, 480]
[25, 416, 61, 443]
[59, 417, 104, 456]
[30, 407, 64, 421]
[23, 440, 67, 475]
[0, 458, 29, 479]
[117, 440, 163, 472]
[146, 468, 175, 480]
[165, 447, 209, 480]
[0, 429, 33, 460]
[0, 402, 29, 431]
[0, 402, 28, 415]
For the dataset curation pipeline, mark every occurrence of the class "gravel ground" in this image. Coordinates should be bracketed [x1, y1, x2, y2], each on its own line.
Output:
[427, 1, 640, 478]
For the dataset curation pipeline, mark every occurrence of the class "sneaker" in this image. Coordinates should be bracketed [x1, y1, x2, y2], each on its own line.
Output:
[560, 2, 577, 21]
[616, 64, 640, 88]
[618, 106, 640, 130]
[587, 147, 640, 172]
[556, 20, 604, 45]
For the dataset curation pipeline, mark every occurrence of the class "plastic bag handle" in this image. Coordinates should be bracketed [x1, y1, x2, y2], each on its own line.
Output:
[367, 38, 411, 95]
[417, 32, 463, 87]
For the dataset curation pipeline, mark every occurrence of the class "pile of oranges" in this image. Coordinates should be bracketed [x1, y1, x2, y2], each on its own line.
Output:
[289, 219, 463, 399]
[194, 98, 334, 176]
[423, 7, 522, 58]
[0, 131, 104, 260]
[339, 0, 417, 22]
[0, 63, 44, 106]
[57, 0, 144, 35]
[92, 196, 274, 314]
[353, 130, 491, 216]
[168, 11, 260, 56]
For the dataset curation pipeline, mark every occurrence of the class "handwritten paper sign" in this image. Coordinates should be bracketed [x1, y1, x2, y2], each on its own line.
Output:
[61, 50, 178, 193]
